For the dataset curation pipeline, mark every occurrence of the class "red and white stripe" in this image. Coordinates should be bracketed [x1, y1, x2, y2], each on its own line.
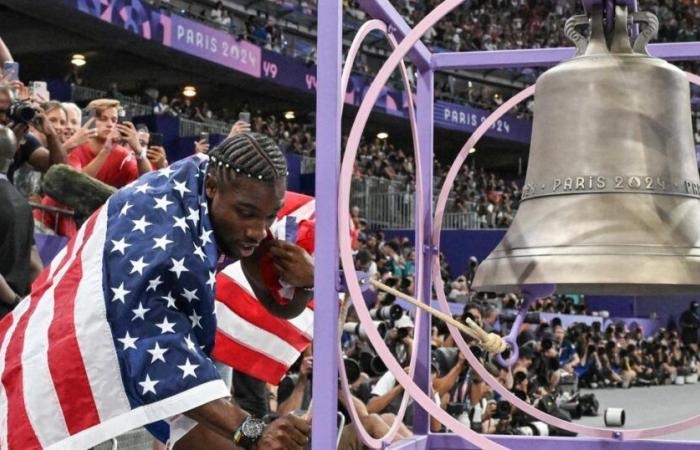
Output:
[212, 192, 315, 385]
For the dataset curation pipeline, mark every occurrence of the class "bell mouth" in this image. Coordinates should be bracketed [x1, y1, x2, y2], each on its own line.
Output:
[473, 250, 700, 296]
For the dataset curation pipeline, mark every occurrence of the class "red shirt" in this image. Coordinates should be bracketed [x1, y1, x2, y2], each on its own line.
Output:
[68, 143, 139, 189]
[36, 143, 141, 237]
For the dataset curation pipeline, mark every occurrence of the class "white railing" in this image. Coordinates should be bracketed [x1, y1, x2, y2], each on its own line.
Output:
[178, 118, 230, 137]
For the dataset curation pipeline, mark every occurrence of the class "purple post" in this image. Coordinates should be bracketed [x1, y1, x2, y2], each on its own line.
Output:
[412, 67, 434, 434]
[312, 0, 341, 448]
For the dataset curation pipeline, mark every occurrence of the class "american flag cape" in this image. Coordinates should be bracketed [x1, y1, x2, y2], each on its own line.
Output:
[0, 155, 230, 449]
[212, 192, 315, 385]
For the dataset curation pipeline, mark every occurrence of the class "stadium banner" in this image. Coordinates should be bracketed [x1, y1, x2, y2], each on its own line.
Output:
[63, 0, 261, 78]
[170, 15, 261, 78]
[434, 100, 532, 144]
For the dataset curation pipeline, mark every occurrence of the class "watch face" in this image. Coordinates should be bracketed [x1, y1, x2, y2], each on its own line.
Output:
[242, 417, 265, 439]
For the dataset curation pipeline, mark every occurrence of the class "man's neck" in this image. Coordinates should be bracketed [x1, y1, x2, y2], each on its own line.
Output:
[89, 138, 106, 155]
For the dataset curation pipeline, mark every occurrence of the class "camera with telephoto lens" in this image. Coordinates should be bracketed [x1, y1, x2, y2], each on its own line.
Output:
[371, 304, 403, 321]
[6, 100, 36, 124]
[343, 321, 388, 340]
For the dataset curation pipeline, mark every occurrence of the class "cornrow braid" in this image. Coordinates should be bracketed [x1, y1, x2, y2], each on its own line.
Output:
[208, 132, 288, 183]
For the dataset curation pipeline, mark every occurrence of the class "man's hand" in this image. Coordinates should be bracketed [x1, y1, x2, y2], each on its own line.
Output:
[63, 117, 97, 150]
[299, 356, 313, 379]
[268, 240, 314, 288]
[194, 138, 210, 154]
[147, 145, 168, 168]
[483, 402, 497, 420]
[253, 414, 310, 450]
[228, 120, 251, 138]
[31, 112, 57, 137]
[116, 121, 141, 153]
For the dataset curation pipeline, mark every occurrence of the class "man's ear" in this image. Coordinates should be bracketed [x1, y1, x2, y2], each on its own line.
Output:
[205, 172, 217, 200]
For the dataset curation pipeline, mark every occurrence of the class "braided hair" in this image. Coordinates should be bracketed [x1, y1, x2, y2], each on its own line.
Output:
[208, 132, 287, 184]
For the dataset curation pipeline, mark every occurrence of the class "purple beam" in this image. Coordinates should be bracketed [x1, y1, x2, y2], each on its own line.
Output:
[432, 42, 700, 70]
[412, 68, 434, 434]
[312, 0, 341, 449]
[425, 433, 700, 450]
[581, 0, 637, 12]
[389, 435, 428, 450]
[357, 0, 432, 71]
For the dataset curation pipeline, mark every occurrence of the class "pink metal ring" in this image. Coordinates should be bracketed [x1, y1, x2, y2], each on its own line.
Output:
[338, 1, 506, 449]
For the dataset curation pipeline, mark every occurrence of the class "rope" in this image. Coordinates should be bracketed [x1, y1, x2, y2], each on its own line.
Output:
[370, 279, 508, 355]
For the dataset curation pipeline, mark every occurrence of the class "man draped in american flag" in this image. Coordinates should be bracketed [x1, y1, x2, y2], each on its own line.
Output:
[0, 133, 313, 450]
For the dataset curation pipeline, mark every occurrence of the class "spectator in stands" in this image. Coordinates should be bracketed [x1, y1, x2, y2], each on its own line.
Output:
[0, 125, 42, 318]
[680, 300, 700, 351]
[35, 101, 67, 145]
[136, 124, 168, 169]
[37, 99, 154, 236]
[61, 102, 82, 140]
[0, 83, 65, 183]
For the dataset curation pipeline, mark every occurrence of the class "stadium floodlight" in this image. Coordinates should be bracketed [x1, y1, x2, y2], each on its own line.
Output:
[182, 86, 197, 97]
[376, 132, 389, 140]
[71, 54, 86, 67]
[284, 111, 296, 120]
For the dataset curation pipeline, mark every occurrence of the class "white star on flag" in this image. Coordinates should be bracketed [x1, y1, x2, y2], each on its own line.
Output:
[200, 229, 213, 246]
[189, 311, 203, 329]
[147, 342, 168, 363]
[147, 275, 164, 292]
[111, 282, 130, 303]
[153, 195, 173, 212]
[173, 216, 189, 233]
[178, 358, 199, 379]
[117, 331, 138, 350]
[201, 201, 208, 214]
[184, 334, 196, 352]
[193, 244, 206, 261]
[129, 257, 149, 276]
[186, 207, 200, 226]
[153, 234, 173, 251]
[162, 292, 178, 309]
[181, 288, 199, 302]
[110, 238, 131, 255]
[169, 257, 189, 279]
[131, 215, 152, 234]
[139, 374, 159, 395]
[206, 271, 216, 290]
[173, 180, 191, 197]
[156, 316, 176, 334]
[119, 201, 133, 216]
[158, 166, 173, 178]
[134, 183, 152, 194]
[131, 302, 150, 321]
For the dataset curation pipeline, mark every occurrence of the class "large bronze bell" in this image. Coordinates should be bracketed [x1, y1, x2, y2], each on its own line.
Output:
[473, 5, 700, 295]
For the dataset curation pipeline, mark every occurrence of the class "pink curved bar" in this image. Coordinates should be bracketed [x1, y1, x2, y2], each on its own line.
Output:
[337, 19, 423, 448]
[430, 72, 700, 441]
[338, 1, 506, 449]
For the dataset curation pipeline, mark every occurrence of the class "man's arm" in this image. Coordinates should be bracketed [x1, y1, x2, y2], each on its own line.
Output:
[0, 273, 18, 306]
[29, 245, 42, 285]
[277, 357, 312, 415]
[184, 399, 310, 450]
[366, 385, 403, 414]
[434, 352, 465, 396]
[242, 240, 314, 320]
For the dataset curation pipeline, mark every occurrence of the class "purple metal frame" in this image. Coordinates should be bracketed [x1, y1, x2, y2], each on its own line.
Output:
[313, 1, 700, 449]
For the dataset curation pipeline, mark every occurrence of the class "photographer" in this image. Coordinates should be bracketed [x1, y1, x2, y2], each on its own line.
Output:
[0, 125, 42, 317]
[680, 301, 700, 351]
[0, 83, 65, 183]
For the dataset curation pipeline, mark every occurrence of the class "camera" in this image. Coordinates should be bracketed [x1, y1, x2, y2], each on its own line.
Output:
[343, 321, 388, 340]
[6, 100, 35, 124]
[371, 304, 403, 321]
[493, 400, 512, 420]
